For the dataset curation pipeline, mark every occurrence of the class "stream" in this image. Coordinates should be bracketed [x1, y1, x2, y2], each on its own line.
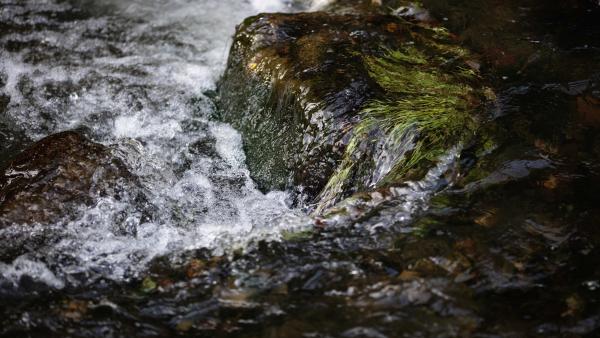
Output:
[1, 0, 600, 337]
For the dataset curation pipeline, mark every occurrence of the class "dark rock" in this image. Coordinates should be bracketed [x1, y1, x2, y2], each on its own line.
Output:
[218, 11, 413, 198]
[0, 131, 136, 227]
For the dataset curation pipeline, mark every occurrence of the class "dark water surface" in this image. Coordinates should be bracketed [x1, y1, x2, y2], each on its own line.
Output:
[1, 0, 600, 337]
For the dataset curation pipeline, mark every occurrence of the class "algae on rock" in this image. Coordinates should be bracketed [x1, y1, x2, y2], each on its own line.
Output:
[217, 9, 489, 211]
[317, 26, 486, 210]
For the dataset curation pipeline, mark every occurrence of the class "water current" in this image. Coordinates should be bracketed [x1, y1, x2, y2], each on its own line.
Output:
[0, 0, 317, 287]
[1, 1, 599, 337]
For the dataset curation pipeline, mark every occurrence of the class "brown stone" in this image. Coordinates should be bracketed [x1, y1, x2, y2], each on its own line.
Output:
[0, 131, 136, 227]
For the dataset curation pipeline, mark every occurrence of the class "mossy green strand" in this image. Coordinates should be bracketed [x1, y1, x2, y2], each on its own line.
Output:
[318, 27, 486, 209]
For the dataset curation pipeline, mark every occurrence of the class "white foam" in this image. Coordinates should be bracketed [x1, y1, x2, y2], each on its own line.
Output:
[251, 0, 291, 12]
[0, 257, 65, 289]
[0, 0, 310, 287]
[213, 123, 248, 169]
[309, 0, 335, 11]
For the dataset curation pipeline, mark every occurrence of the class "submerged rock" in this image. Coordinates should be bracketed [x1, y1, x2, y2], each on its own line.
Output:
[0, 131, 137, 227]
[218, 7, 487, 210]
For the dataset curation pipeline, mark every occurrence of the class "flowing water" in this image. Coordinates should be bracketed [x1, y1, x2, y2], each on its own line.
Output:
[0, 0, 316, 286]
[1, 0, 600, 337]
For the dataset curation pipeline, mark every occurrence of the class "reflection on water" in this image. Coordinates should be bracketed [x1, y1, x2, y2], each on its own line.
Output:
[1, 0, 600, 337]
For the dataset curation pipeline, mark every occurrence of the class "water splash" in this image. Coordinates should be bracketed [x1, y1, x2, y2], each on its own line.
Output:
[0, 0, 311, 287]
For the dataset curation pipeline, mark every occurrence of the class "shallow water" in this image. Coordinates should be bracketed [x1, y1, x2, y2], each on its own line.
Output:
[1, 0, 600, 337]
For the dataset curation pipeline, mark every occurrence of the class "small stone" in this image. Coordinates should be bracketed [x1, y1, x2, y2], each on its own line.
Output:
[141, 276, 157, 293]
[398, 270, 419, 281]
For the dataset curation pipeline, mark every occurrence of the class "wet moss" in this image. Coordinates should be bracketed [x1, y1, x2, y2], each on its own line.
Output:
[318, 31, 486, 209]
[281, 229, 314, 242]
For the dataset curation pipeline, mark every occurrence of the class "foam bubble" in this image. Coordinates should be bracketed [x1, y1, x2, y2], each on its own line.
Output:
[0, 256, 65, 289]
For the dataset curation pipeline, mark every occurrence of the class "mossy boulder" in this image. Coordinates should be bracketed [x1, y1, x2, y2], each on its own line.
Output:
[0, 131, 137, 227]
[218, 8, 487, 210]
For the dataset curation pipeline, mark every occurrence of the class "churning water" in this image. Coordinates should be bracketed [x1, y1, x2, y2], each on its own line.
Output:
[0, 0, 459, 292]
[2, 1, 599, 336]
[0, 0, 317, 287]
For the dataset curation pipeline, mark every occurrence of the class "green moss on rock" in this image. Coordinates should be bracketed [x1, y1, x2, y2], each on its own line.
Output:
[217, 9, 490, 211]
[318, 27, 486, 210]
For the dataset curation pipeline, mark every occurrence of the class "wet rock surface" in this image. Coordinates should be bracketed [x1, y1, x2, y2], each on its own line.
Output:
[0, 131, 136, 227]
[218, 9, 485, 207]
[218, 11, 397, 198]
[419, 0, 600, 82]
[0, 131, 141, 261]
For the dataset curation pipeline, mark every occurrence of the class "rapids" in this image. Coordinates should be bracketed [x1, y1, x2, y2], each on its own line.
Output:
[0, 0, 313, 286]
[1, 1, 599, 337]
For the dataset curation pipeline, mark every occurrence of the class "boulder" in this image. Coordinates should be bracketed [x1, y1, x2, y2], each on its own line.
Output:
[0, 131, 136, 227]
[218, 7, 487, 210]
